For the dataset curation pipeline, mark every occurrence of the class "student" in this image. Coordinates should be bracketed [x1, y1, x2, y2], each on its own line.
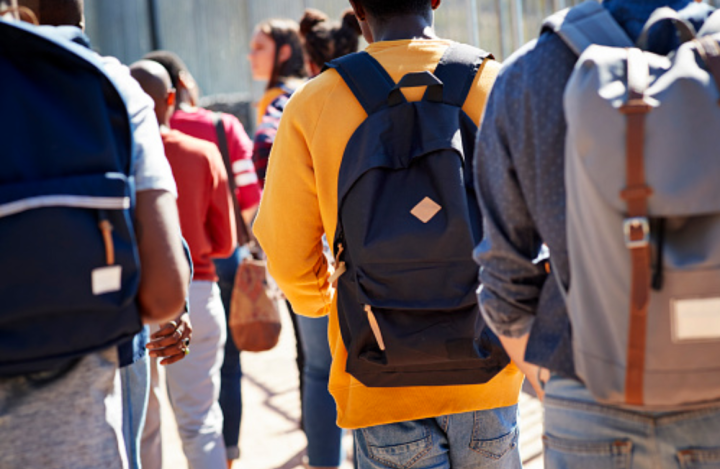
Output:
[144, 50, 261, 469]
[247, 17, 307, 186]
[247, 17, 309, 426]
[474, 1, 720, 468]
[0, 3, 190, 469]
[254, 1, 524, 468]
[294, 8, 362, 469]
[131, 60, 236, 469]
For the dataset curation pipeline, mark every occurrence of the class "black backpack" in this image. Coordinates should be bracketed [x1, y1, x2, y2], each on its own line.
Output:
[326, 44, 510, 387]
[0, 20, 142, 376]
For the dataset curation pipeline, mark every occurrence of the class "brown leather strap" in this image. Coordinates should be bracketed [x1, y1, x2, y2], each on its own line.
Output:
[212, 112, 252, 246]
[619, 48, 653, 406]
[696, 37, 720, 105]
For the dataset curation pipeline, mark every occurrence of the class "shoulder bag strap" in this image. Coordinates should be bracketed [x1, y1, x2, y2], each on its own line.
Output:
[212, 112, 251, 246]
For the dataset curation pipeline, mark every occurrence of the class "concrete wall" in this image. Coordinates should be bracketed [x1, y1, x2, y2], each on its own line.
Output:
[84, 0, 720, 108]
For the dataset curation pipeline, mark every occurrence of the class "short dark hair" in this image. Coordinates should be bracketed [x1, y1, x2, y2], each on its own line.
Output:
[143, 50, 189, 91]
[18, 0, 83, 27]
[355, 0, 432, 21]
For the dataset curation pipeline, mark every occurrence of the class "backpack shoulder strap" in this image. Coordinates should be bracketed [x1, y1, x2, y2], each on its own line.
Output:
[427, 43, 492, 108]
[541, 0, 633, 56]
[324, 51, 395, 115]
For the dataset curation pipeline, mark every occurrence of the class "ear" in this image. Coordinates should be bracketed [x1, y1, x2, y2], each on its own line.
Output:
[431, 0, 441, 10]
[277, 43, 292, 65]
[349, 0, 366, 22]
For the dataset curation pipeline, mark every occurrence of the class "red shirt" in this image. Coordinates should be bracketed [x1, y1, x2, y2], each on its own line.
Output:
[162, 129, 237, 281]
[171, 108, 261, 211]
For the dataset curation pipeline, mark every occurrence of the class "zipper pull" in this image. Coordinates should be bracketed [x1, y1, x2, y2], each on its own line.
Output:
[98, 210, 115, 265]
[328, 243, 346, 286]
[365, 305, 386, 351]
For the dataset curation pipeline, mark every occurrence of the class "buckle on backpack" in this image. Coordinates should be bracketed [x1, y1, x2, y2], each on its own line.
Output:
[623, 217, 650, 249]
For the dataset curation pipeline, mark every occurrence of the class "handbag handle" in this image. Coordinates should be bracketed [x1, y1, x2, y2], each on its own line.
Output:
[387, 71, 444, 106]
[636, 7, 696, 50]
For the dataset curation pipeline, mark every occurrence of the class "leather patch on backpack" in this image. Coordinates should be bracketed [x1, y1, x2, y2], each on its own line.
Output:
[411, 197, 442, 223]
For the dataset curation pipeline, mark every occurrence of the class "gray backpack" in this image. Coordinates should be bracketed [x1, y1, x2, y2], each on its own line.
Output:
[545, 0, 720, 408]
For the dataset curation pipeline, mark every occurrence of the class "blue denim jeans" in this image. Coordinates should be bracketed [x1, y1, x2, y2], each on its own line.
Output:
[120, 353, 150, 469]
[296, 314, 345, 467]
[354, 405, 520, 469]
[214, 246, 244, 460]
[543, 375, 720, 469]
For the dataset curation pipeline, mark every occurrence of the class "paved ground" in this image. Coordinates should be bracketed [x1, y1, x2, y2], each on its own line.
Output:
[157, 302, 544, 469]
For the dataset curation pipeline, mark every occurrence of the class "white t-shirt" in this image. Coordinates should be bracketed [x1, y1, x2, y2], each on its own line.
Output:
[101, 56, 177, 196]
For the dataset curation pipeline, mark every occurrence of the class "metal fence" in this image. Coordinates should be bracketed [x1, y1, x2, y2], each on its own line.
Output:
[84, 0, 720, 101]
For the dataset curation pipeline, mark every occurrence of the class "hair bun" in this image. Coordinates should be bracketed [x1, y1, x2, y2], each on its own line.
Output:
[340, 9, 362, 36]
[300, 8, 329, 36]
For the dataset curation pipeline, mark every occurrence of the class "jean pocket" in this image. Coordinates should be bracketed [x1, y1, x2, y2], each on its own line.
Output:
[543, 434, 632, 469]
[362, 424, 433, 469]
[678, 448, 720, 468]
[469, 426, 519, 460]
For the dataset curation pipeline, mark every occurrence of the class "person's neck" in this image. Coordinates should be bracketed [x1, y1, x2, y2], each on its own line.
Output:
[370, 14, 437, 42]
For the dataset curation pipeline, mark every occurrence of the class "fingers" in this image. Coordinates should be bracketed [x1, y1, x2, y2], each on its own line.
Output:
[159, 352, 187, 366]
[146, 329, 183, 350]
[151, 321, 177, 340]
[147, 339, 185, 358]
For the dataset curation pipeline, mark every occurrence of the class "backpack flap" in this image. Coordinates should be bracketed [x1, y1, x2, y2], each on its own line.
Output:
[564, 40, 720, 408]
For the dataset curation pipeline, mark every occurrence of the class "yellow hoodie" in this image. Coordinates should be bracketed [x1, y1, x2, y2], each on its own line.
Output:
[254, 39, 523, 430]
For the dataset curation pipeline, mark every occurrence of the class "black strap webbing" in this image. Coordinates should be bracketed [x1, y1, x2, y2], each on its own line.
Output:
[325, 51, 396, 115]
[427, 43, 492, 107]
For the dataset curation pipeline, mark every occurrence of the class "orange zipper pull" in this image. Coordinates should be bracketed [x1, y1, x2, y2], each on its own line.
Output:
[328, 244, 347, 286]
[98, 215, 115, 265]
[364, 305, 386, 351]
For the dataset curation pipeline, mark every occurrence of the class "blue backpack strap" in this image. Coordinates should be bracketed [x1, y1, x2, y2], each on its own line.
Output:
[325, 51, 396, 115]
[427, 43, 491, 108]
[541, 0, 633, 56]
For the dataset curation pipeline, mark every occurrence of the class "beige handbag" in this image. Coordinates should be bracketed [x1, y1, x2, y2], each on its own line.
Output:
[213, 113, 281, 352]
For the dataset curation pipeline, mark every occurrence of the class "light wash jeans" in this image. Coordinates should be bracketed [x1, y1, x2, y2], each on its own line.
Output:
[296, 314, 345, 467]
[166, 280, 227, 469]
[543, 375, 720, 469]
[120, 353, 150, 469]
[354, 405, 520, 469]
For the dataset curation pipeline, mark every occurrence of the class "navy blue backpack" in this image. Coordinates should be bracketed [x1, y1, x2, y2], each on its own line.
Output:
[0, 20, 142, 376]
[326, 44, 510, 387]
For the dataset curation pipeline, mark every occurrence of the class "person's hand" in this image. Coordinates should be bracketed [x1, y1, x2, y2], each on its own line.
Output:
[527, 367, 550, 401]
[146, 312, 193, 365]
